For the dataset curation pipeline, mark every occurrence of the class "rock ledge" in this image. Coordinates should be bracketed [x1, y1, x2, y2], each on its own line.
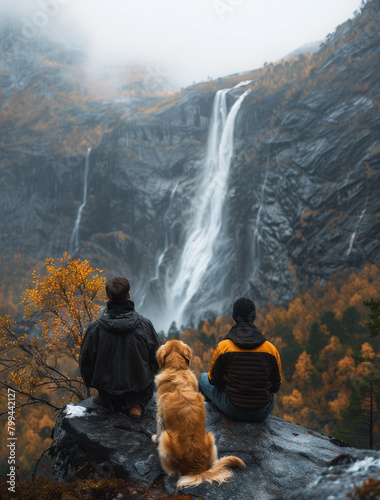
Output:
[50, 397, 380, 500]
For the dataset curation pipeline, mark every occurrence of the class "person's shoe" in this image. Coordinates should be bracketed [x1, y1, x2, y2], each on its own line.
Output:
[128, 404, 142, 419]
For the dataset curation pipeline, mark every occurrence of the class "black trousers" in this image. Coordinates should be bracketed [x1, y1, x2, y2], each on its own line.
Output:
[96, 383, 154, 411]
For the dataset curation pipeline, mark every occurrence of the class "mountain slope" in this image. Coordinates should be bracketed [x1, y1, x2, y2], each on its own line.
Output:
[0, 1, 379, 329]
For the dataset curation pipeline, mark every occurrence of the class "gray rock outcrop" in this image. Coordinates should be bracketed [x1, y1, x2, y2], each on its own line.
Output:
[50, 397, 380, 500]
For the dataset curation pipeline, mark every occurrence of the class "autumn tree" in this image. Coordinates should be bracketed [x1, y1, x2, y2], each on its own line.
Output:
[337, 298, 380, 449]
[292, 351, 315, 389]
[0, 254, 106, 413]
[355, 298, 380, 449]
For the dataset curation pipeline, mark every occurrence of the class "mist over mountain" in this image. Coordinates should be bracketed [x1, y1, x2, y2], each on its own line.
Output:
[282, 41, 323, 60]
[0, 0, 379, 331]
[0, 0, 363, 88]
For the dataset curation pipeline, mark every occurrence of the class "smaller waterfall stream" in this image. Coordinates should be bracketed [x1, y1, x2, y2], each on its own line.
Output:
[347, 207, 366, 256]
[151, 181, 179, 282]
[251, 166, 269, 278]
[69, 148, 91, 255]
[138, 180, 179, 311]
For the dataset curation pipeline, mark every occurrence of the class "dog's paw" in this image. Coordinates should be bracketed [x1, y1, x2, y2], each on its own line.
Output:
[152, 434, 158, 443]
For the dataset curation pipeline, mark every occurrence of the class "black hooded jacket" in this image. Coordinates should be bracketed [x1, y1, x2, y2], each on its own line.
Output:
[208, 322, 282, 409]
[79, 300, 160, 395]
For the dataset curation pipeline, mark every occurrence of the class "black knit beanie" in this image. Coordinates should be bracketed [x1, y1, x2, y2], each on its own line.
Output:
[232, 297, 256, 323]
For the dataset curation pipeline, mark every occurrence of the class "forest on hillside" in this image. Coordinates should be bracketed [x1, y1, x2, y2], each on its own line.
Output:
[0, 258, 379, 475]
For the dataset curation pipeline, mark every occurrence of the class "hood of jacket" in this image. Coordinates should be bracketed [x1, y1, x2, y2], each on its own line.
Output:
[224, 322, 267, 349]
[98, 299, 142, 334]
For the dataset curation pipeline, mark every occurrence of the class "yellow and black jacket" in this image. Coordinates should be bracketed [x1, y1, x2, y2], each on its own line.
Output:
[208, 322, 282, 410]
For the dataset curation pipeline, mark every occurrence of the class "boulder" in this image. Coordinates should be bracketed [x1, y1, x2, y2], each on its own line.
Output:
[284, 450, 380, 500]
[50, 396, 380, 499]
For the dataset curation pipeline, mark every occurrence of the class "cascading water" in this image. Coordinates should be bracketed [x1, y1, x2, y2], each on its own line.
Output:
[160, 180, 180, 265]
[251, 164, 269, 278]
[347, 207, 366, 256]
[166, 89, 250, 328]
[138, 180, 179, 311]
[69, 148, 91, 255]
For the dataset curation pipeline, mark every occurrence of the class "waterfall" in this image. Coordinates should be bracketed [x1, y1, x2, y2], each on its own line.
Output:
[151, 180, 180, 280]
[159, 179, 179, 264]
[138, 180, 179, 311]
[167, 89, 250, 327]
[347, 208, 366, 256]
[69, 148, 91, 255]
[251, 165, 269, 278]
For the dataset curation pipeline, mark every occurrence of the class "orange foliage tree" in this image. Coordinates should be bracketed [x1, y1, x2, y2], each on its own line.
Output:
[0, 254, 106, 413]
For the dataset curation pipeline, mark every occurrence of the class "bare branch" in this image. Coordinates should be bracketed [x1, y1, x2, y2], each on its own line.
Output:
[32, 447, 51, 481]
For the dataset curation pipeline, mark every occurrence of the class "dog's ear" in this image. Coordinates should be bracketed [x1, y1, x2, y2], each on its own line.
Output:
[182, 342, 192, 365]
[156, 344, 166, 369]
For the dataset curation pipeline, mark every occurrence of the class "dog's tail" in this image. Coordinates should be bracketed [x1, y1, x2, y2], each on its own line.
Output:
[176, 456, 246, 489]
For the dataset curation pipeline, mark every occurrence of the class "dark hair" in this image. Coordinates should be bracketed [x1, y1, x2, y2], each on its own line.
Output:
[106, 277, 130, 301]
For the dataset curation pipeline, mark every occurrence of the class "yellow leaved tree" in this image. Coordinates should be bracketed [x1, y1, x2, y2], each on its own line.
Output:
[0, 254, 106, 413]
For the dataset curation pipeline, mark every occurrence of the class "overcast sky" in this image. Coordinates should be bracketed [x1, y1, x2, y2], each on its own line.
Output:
[5, 0, 364, 87]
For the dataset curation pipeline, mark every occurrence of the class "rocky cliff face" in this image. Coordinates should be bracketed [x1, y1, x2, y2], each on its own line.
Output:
[0, 2, 379, 329]
[50, 397, 380, 500]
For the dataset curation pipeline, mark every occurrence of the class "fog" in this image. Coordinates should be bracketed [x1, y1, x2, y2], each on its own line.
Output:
[2, 0, 363, 87]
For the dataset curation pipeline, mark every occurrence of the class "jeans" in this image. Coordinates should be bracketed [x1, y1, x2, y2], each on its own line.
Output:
[198, 372, 274, 423]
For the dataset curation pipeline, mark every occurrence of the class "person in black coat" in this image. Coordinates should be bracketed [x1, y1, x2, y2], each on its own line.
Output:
[79, 277, 160, 418]
[198, 297, 282, 422]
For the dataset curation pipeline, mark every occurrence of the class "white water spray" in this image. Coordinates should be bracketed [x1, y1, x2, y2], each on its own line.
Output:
[69, 148, 91, 254]
[167, 89, 250, 327]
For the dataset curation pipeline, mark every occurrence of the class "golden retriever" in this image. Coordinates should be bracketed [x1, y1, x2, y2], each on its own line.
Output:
[152, 339, 245, 488]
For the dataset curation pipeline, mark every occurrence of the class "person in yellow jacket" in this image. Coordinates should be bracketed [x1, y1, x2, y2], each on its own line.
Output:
[198, 297, 282, 422]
